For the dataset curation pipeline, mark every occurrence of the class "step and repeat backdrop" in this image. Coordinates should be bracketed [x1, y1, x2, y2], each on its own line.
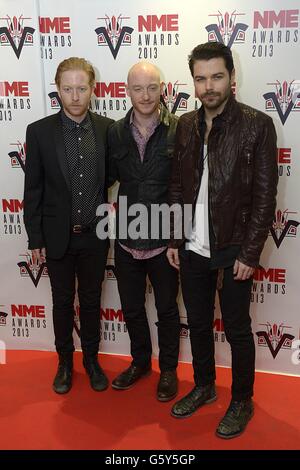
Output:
[0, 0, 299, 375]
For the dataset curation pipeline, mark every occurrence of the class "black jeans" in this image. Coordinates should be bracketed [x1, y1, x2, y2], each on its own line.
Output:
[115, 243, 180, 371]
[179, 248, 255, 401]
[46, 233, 109, 356]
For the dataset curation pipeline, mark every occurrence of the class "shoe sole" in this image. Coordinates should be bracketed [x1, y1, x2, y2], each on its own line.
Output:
[91, 382, 109, 392]
[52, 385, 72, 394]
[170, 394, 217, 419]
[157, 391, 178, 403]
[215, 409, 254, 439]
[83, 363, 109, 392]
[111, 370, 152, 390]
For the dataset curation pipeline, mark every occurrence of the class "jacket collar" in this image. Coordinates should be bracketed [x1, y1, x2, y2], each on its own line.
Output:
[197, 92, 239, 126]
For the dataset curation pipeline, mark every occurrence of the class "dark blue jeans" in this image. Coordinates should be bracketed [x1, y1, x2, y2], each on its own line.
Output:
[179, 248, 255, 401]
[115, 243, 180, 371]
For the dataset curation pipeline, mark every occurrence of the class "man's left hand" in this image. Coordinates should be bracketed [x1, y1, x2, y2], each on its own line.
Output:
[233, 260, 254, 281]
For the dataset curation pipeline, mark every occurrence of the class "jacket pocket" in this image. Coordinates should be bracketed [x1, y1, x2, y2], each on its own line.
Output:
[112, 149, 128, 161]
[241, 147, 254, 186]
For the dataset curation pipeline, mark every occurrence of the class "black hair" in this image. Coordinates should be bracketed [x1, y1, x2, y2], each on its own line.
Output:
[188, 42, 234, 77]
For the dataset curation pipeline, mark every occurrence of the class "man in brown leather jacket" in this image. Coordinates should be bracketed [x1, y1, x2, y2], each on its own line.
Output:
[167, 42, 278, 439]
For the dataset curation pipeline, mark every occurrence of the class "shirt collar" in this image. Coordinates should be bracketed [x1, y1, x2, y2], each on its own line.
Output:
[61, 109, 91, 130]
[130, 107, 160, 131]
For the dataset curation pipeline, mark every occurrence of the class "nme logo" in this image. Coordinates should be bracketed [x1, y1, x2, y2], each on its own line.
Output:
[94, 82, 126, 98]
[277, 148, 291, 164]
[100, 308, 124, 321]
[277, 147, 292, 177]
[17, 253, 48, 288]
[39, 16, 72, 59]
[48, 87, 61, 109]
[206, 11, 248, 48]
[2, 199, 23, 236]
[138, 14, 178, 31]
[180, 324, 189, 339]
[251, 267, 286, 303]
[95, 14, 133, 59]
[256, 322, 295, 358]
[0, 81, 29, 97]
[39, 17, 70, 33]
[105, 258, 116, 280]
[253, 268, 286, 283]
[2, 199, 23, 212]
[8, 141, 26, 171]
[252, 10, 299, 58]
[263, 80, 300, 125]
[0, 306, 8, 326]
[92, 82, 128, 115]
[214, 318, 225, 332]
[11, 305, 45, 318]
[161, 81, 190, 114]
[0, 14, 35, 58]
[269, 209, 299, 248]
[137, 12, 179, 59]
[253, 10, 299, 28]
[101, 307, 127, 342]
[179, 314, 189, 338]
[74, 307, 126, 342]
[0, 81, 31, 120]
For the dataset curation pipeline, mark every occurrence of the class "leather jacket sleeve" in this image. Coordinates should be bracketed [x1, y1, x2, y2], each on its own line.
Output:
[238, 116, 278, 267]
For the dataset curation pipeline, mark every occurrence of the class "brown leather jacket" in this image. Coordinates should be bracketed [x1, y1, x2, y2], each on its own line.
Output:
[168, 94, 278, 267]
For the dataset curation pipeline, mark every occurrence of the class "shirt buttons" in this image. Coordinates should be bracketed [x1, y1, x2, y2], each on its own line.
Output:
[80, 155, 83, 159]
[79, 192, 82, 196]
[80, 174, 83, 177]
[77, 209, 81, 213]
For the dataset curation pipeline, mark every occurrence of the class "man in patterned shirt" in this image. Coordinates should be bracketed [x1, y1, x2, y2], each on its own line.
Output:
[24, 57, 113, 394]
[108, 62, 180, 402]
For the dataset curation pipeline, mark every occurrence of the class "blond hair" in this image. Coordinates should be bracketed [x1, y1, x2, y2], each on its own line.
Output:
[55, 57, 95, 87]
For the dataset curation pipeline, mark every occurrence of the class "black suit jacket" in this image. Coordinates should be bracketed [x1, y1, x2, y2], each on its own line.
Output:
[24, 111, 113, 259]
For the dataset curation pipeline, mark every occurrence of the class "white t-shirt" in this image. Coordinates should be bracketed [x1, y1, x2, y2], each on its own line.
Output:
[186, 144, 210, 257]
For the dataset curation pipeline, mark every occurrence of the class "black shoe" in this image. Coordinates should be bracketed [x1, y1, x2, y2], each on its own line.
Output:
[112, 364, 151, 390]
[157, 370, 178, 402]
[83, 355, 109, 392]
[216, 398, 254, 439]
[53, 353, 73, 394]
[171, 383, 216, 418]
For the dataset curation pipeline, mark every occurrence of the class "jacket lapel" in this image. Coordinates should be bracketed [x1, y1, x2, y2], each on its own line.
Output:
[90, 112, 105, 186]
[54, 112, 71, 191]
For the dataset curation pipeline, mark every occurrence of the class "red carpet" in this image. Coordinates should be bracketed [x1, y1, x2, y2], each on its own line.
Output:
[0, 350, 299, 450]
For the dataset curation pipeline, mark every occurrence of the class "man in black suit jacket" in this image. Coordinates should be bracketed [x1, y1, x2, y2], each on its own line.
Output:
[24, 57, 113, 394]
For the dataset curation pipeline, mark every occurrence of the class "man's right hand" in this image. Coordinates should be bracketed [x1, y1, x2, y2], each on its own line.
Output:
[167, 248, 180, 270]
[32, 248, 46, 264]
